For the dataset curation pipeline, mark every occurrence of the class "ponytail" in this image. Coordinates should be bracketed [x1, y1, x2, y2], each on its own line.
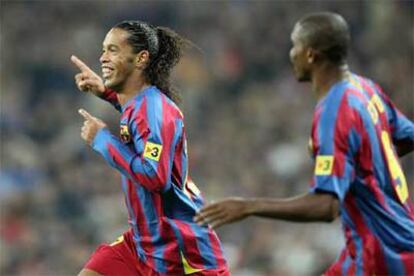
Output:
[144, 27, 187, 103]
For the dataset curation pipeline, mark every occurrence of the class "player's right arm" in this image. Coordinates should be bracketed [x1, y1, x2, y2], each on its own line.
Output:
[71, 55, 122, 112]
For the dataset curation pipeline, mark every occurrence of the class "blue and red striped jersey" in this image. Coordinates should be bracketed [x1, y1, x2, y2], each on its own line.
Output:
[92, 86, 227, 275]
[309, 73, 414, 275]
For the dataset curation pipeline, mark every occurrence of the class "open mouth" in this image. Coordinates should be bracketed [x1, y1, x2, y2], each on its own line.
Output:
[102, 66, 114, 79]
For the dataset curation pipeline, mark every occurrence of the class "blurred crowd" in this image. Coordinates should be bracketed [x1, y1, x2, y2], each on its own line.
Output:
[1, 1, 413, 275]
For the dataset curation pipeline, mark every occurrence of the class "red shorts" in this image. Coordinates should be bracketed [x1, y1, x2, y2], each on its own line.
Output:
[84, 231, 158, 276]
[84, 230, 230, 276]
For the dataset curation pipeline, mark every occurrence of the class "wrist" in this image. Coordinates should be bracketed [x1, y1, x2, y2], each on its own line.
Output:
[244, 198, 258, 216]
[104, 87, 116, 94]
[97, 87, 111, 97]
[92, 127, 110, 149]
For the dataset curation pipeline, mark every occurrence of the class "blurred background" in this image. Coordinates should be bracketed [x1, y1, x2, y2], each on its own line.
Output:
[1, 1, 413, 275]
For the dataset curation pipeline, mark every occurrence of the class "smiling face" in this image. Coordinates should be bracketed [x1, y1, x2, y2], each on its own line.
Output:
[289, 23, 312, 82]
[100, 28, 137, 91]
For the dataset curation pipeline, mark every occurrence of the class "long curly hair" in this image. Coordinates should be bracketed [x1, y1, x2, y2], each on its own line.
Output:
[114, 20, 189, 103]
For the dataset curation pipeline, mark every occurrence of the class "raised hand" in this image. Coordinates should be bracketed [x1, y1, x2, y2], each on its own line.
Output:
[194, 197, 251, 228]
[71, 55, 105, 96]
[78, 108, 107, 145]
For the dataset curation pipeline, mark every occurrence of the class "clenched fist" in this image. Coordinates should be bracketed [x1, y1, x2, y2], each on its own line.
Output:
[71, 55, 105, 96]
[79, 109, 107, 145]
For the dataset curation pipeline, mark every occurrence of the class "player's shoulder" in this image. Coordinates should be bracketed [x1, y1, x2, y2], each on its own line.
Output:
[329, 74, 374, 109]
[320, 78, 353, 111]
[317, 75, 367, 122]
[346, 74, 386, 107]
[352, 74, 383, 95]
[144, 86, 184, 120]
[121, 87, 161, 120]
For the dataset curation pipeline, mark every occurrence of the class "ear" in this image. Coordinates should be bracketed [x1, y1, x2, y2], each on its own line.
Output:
[135, 50, 150, 69]
[306, 48, 316, 64]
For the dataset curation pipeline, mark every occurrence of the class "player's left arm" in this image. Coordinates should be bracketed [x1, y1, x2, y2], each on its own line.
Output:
[194, 193, 339, 228]
[195, 96, 356, 228]
[79, 105, 177, 192]
[195, 128, 349, 228]
[375, 85, 414, 157]
[390, 110, 413, 157]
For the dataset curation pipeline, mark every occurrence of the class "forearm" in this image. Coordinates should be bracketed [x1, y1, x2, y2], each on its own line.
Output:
[245, 193, 339, 222]
[92, 128, 165, 191]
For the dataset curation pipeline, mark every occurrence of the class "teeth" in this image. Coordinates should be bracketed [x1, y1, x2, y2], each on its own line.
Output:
[102, 68, 112, 74]
[102, 68, 113, 78]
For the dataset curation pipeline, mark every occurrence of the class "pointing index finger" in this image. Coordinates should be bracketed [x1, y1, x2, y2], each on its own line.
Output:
[71, 55, 92, 73]
[78, 108, 94, 120]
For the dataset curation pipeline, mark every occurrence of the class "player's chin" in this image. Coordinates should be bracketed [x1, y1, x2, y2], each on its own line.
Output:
[104, 78, 117, 90]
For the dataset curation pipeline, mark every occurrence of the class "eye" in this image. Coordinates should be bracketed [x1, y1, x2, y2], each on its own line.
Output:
[108, 46, 119, 53]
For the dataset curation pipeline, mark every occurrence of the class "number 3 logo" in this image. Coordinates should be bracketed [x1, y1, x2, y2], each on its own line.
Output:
[381, 131, 408, 203]
[315, 156, 334, 176]
[151, 147, 159, 158]
[144, 142, 163, 162]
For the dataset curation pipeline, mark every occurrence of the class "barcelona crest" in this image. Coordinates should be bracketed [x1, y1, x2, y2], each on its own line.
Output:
[120, 124, 131, 143]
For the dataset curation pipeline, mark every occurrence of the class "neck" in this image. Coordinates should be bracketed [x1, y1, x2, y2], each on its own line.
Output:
[311, 62, 350, 100]
[116, 77, 151, 107]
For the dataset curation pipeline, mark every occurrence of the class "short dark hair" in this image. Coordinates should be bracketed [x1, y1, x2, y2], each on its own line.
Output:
[114, 20, 189, 103]
[297, 12, 350, 65]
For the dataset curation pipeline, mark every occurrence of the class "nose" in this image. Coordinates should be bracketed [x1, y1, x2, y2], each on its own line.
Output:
[100, 51, 109, 64]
